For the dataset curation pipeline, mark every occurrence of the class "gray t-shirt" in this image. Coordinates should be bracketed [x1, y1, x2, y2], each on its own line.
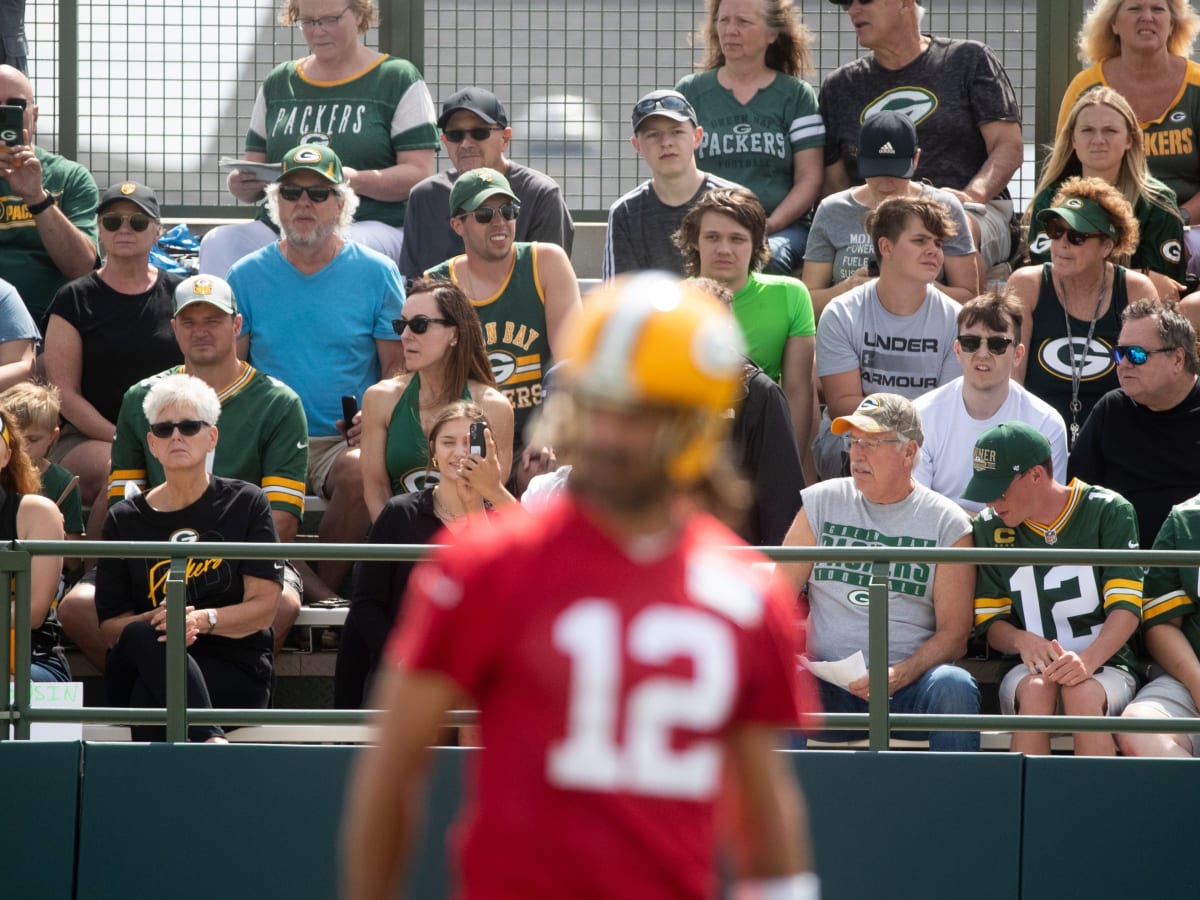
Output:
[399, 161, 575, 278]
[800, 478, 971, 665]
[805, 184, 976, 283]
[816, 281, 962, 397]
[602, 172, 740, 279]
[819, 36, 1020, 199]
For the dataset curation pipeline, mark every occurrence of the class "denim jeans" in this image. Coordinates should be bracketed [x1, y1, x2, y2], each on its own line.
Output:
[763, 222, 810, 275]
[801, 663, 981, 752]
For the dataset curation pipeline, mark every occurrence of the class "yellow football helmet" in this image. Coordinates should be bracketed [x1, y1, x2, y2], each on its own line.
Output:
[557, 272, 745, 483]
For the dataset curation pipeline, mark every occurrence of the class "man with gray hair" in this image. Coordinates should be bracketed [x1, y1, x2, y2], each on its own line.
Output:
[228, 143, 405, 600]
[1068, 299, 1200, 547]
[781, 392, 980, 751]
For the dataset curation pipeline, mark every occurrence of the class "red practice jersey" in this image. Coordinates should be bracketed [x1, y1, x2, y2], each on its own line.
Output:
[389, 495, 809, 900]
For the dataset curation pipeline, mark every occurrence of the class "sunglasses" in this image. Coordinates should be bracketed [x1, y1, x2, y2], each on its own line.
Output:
[149, 419, 209, 439]
[100, 213, 153, 232]
[633, 94, 692, 117]
[957, 334, 1014, 355]
[1113, 344, 1173, 365]
[457, 203, 520, 224]
[393, 315, 454, 336]
[443, 126, 504, 143]
[278, 183, 334, 203]
[1044, 218, 1104, 245]
[3, 98, 27, 109]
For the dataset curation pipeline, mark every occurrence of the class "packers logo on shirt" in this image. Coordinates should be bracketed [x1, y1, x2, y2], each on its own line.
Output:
[861, 88, 939, 127]
[1162, 240, 1184, 264]
[1036, 336, 1114, 382]
[992, 527, 1016, 545]
[847, 589, 871, 607]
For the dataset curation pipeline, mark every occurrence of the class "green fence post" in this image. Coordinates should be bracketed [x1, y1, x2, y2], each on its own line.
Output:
[379, 0, 424, 74]
[165, 556, 189, 743]
[868, 559, 890, 751]
[10, 551, 33, 740]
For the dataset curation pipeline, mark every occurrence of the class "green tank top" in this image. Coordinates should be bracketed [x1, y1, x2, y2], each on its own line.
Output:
[385, 373, 472, 495]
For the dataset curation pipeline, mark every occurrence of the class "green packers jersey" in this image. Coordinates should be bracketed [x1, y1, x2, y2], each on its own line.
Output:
[108, 364, 308, 521]
[1143, 494, 1200, 660]
[973, 480, 1142, 672]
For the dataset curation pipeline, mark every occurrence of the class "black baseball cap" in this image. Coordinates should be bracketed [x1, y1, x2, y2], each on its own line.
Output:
[98, 181, 160, 219]
[438, 87, 509, 130]
[857, 111, 918, 180]
[631, 89, 698, 132]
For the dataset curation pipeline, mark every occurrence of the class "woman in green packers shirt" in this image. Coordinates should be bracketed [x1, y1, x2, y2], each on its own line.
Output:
[95, 374, 282, 743]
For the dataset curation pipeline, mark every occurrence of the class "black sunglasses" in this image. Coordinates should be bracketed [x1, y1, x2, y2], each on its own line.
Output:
[1044, 218, 1103, 246]
[149, 419, 209, 439]
[633, 94, 692, 116]
[443, 126, 504, 143]
[278, 183, 333, 203]
[100, 213, 153, 233]
[957, 334, 1014, 355]
[3, 98, 27, 109]
[1113, 344, 1173, 365]
[393, 315, 454, 336]
[457, 203, 519, 224]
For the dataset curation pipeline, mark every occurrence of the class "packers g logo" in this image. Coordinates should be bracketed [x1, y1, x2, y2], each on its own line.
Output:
[0, 127, 19, 143]
[861, 88, 939, 127]
[293, 146, 325, 163]
[1162, 239, 1183, 264]
[1172, 111, 1187, 123]
[298, 133, 331, 147]
[1037, 336, 1114, 382]
[992, 527, 1016, 545]
[169, 528, 200, 543]
[399, 467, 439, 494]
[847, 589, 871, 607]
[1029, 231, 1052, 256]
[488, 350, 517, 385]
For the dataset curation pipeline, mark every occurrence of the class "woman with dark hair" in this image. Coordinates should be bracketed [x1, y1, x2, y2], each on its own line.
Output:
[336, 400, 512, 708]
[1010, 176, 1158, 446]
[675, 0, 824, 275]
[1030, 87, 1184, 294]
[0, 409, 67, 681]
[360, 277, 514, 522]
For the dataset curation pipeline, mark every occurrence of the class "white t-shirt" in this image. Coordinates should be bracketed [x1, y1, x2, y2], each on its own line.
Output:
[913, 377, 1070, 512]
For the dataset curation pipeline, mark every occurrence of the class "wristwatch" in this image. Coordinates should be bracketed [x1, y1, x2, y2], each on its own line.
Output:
[26, 192, 55, 215]
[205, 608, 217, 633]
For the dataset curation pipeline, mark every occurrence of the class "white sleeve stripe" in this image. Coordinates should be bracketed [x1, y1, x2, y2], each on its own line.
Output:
[390, 82, 437, 139]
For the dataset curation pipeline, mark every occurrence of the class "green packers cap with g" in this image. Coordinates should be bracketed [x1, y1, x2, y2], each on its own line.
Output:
[961, 421, 1052, 503]
[830, 392, 924, 446]
[449, 167, 518, 216]
[278, 144, 344, 184]
[1034, 195, 1118, 241]
[173, 274, 237, 317]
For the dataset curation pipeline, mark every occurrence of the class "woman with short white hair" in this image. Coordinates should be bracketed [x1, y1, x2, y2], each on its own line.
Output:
[95, 373, 283, 743]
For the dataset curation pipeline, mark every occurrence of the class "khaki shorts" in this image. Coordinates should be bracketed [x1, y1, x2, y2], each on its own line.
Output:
[965, 197, 1015, 269]
[1125, 674, 1200, 756]
[306, 434, 349, 499]
[47, 421, 98, 464]
[999, 663, 1136, 716]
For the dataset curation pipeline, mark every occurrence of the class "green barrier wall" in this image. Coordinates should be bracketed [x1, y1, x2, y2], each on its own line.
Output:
[14, 742, 1194, 899]
[0, 742, 80, 898]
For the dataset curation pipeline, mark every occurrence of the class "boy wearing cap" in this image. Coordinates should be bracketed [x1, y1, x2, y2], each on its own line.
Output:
[400, 87, 574, 280]
[966, 421, 1142, 756]
[804, 110, 979, 315]
[781, 392, 980, 751]
[426, 167, 580, 483]
[602, 89, 739, 279]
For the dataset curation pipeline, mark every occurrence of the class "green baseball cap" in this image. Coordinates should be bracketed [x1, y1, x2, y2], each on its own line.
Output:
[831, 393, 924, 447]
[278, 144, 344, 184]
[961, 422, 1053, 503]
[1035, 195, 1118, 241]
[449, 167, 517, 215]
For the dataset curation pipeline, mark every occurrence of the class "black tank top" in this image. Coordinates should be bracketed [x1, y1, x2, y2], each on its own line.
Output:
[0, 487, 64, 660]
[1024, 263, 1129, 429]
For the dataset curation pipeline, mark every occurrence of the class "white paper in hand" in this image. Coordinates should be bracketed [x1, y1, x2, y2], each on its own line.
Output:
[799, 650, 868, 690]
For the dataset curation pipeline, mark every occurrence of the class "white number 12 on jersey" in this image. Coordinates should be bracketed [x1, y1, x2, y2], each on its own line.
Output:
[547, 599, 737, 800]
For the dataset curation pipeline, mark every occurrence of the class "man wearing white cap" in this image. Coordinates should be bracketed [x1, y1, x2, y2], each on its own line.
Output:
[781, 392, 980, 751]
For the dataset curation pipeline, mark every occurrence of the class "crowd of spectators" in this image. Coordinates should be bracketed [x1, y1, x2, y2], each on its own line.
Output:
[5, 0, 1200, 755]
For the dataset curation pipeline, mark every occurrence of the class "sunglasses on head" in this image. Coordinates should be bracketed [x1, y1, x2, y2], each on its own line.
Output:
[100, 213, 153, 233]
[393, 315, 454, 336]
[957, 334, 1014, 355]
[633, 94, 692, 117]
[1044, 218, 1103, 245]
[1113, 344, 1173, 365]
[457, 203, 519, 224]
[149, 419, 209, 439]
[278, 183, 334, 203]
[443, 126, 504, 143]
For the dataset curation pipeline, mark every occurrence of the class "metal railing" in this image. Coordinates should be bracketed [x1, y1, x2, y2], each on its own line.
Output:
[5, 539, 1200, 749]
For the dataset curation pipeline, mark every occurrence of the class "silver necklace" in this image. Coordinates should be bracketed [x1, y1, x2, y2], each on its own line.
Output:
[1057, 264, 1108, 449]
